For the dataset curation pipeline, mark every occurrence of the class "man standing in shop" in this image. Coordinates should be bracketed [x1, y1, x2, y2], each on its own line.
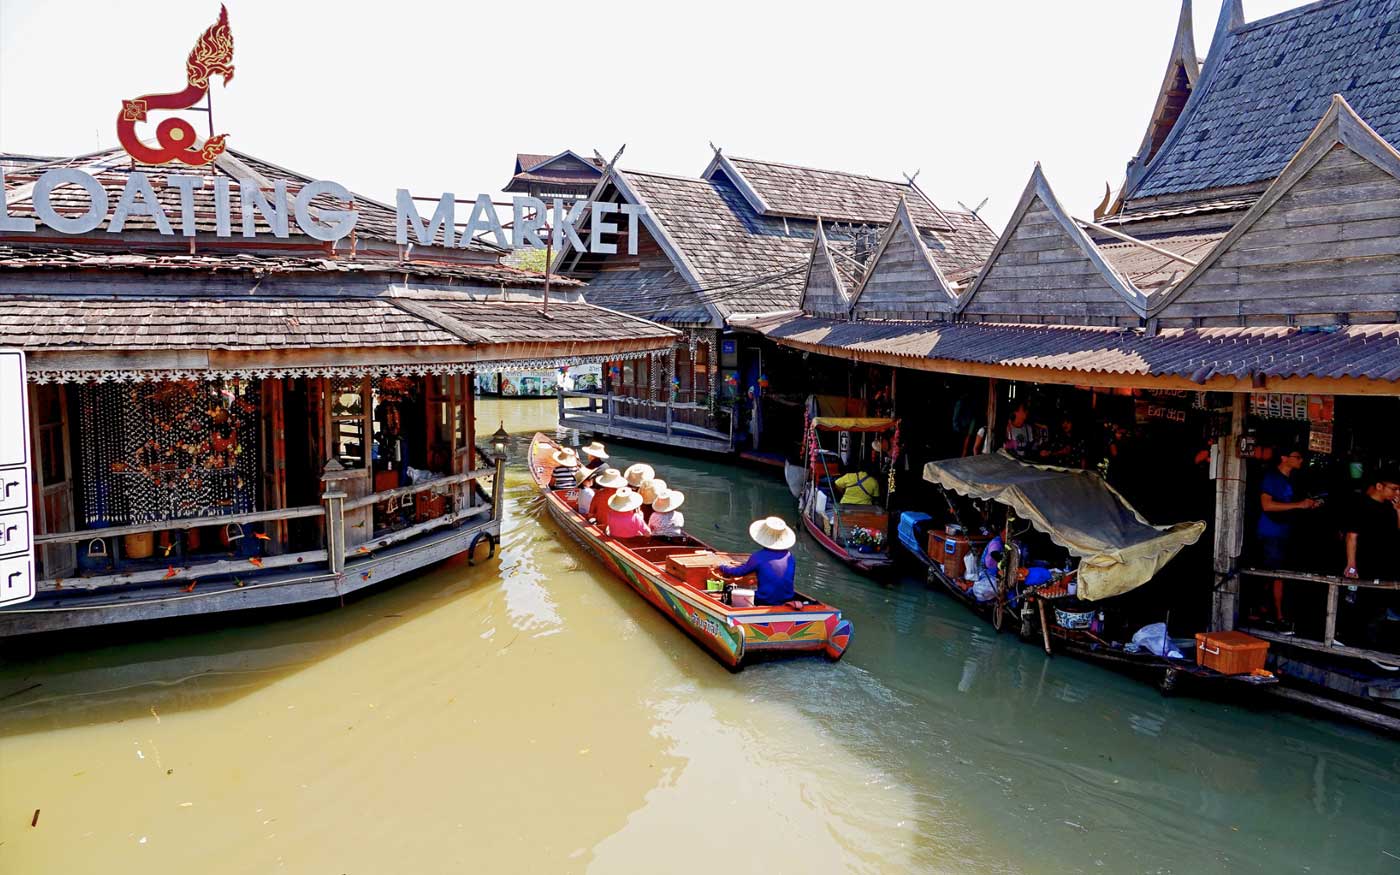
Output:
[1341, 469, 1400, 649]
[1254, 449, 1321, 627]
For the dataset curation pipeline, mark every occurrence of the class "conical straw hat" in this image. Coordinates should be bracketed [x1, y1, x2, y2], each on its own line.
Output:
[623, 463, 655, 487]
[551, 448, 580, 467]
[638, 478, 668, 504]
[594, 468, 627, 488]
[749, 516, 796, 551]
[652, 489, 685, 513]
[581, 441, 609, 460]
[607, 487, 644, 513]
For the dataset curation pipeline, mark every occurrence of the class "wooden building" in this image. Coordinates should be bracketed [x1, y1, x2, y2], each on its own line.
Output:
[737, 0, 1400, 730]
[503, 150, 605, 203]
[0, 148, 675, 637]
[556, 150, 994, 454]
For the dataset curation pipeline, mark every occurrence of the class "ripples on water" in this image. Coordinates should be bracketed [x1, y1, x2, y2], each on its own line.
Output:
[0, 399, 1397, 874]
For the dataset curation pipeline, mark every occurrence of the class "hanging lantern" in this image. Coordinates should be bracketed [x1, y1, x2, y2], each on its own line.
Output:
[492, 420, 509, 455]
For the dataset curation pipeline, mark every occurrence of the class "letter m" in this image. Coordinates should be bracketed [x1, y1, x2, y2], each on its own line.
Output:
[395, 190, 455, 247]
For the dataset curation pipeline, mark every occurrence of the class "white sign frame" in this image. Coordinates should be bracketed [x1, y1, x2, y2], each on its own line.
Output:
[0, 349, 35, 608]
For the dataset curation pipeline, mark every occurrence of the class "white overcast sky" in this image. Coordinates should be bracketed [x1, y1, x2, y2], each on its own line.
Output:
[1, 0, 1308, 230]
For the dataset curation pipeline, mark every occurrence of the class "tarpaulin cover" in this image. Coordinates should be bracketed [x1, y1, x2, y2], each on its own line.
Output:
[811, 417, 898, 432]
[922, 452, 1206, 601]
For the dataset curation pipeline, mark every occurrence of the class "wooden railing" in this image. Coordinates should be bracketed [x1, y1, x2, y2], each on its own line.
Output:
[30, 458, 505, 594]
[1237, 566, 1400, 664]
[557, 389, 733, 444]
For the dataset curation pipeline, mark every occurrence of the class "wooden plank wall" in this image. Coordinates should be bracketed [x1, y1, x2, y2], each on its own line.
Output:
[852, 221, 952, 321]
[1157, 145, 1400, 327]
[961, 197, 1140, 327]
[801, 237, 847, 317]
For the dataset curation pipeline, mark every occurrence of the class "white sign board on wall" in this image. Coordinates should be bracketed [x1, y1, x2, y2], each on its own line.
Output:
[0, 350, 35, 608]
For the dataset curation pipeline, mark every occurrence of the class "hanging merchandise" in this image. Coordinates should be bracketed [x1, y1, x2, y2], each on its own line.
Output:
[79, 380, 260, 526]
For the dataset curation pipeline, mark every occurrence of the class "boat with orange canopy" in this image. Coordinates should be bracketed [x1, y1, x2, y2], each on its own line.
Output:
[529, 433, 852, 670]
[790, 416, 900, 573]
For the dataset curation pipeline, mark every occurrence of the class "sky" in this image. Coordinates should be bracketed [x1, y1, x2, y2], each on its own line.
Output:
[0, 0, 1311, 231]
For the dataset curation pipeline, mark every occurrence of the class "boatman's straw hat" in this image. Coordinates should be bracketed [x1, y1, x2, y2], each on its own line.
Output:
[581, 441, 609, 460]
[594, 468, 627, 489]
[638, 478, 668, 504]
[551, 448, 580, 467]
[749, 516, 796, 551]
[607, 487, 644, 513]
[652, 490, 685, 513]
[624, 463, 655, 487]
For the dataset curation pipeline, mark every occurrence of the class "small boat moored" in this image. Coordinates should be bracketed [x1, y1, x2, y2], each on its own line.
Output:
[529, 433, 853, 670]
[793, 414, 900, 573]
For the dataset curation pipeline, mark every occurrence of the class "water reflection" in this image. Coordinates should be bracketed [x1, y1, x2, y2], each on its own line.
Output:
[0, 399, 1396, 875]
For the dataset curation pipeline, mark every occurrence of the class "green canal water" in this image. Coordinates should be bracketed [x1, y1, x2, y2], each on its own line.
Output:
[1, 398, 1397, 874]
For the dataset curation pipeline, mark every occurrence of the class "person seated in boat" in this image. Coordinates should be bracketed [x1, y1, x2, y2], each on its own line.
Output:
[624, 463, 655, 490]
[638, 478, 668, 522]
[605, 487, 651, 538]
[578, 441, 609, 481]
[717, 517, 797, 606]
[835, 469, 880, 506]
[551, 448, 581, 491]
[649, 489, 686, 539]
[585, 468, 627, 520]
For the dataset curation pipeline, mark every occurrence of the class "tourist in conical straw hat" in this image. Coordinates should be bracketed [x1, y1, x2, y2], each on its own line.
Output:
[716, 516, 798, 605]
[623, 463, 655, 488]
[578, 441, 610, 482]
[650, 489, 686, 538]
[550, 447, 580, 490]
[605, 487, 650, 538]
[584, 467, 626, 520]
[580, 441, 609, 462]
[637, 477, 667, 522]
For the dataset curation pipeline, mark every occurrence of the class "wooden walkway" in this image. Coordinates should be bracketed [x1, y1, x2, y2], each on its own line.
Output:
[558, 391, 733, 453]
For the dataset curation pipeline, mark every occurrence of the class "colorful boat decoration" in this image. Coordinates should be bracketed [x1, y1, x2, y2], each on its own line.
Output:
[530, 433, 852, 670]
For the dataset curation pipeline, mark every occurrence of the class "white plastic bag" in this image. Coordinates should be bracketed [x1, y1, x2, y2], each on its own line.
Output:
[1130, 622, 1184, 659]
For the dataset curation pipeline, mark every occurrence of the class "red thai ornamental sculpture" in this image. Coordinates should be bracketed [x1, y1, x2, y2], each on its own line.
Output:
[116, 5, 235, 166]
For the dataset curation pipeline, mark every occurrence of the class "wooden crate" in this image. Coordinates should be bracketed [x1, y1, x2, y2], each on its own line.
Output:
[1195, 631, 1269, 675]
[664, 551, 752, 588]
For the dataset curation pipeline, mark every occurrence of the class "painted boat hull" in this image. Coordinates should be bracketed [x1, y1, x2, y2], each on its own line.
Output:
[529, 434, 852, 669]
[798, 511, 895, 574]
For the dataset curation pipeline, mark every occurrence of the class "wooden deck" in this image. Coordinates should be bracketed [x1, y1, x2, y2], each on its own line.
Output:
[557, 391, 733, 453]
[0, 460, 505, 637]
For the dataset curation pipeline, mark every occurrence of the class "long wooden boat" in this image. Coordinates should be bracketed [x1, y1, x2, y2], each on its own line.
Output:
[529, 433, 853, 670]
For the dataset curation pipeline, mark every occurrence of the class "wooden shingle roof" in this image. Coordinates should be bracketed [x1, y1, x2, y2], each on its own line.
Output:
[1129, 0, 1400, 200]
[712, 154, 953, 230]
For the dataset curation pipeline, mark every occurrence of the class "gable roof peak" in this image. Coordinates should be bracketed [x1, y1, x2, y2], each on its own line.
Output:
[958, 165, 1148, 320]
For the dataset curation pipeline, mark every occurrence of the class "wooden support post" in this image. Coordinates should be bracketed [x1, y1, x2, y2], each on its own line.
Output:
[491, 456, 506, 522]
[321, 459, 356, 576]
[1211, 394, 1248, 632]
[1323, 583, 1340, 647]
[607, 393, 615, 428]
[557, 386, 566, 427]
[985, 379, 999, 453]
[665, 402, 674, 438]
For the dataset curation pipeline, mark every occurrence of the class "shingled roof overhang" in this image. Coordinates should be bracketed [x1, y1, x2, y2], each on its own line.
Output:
[4, 291, 676, 384]
[734, 312, 1400, 394]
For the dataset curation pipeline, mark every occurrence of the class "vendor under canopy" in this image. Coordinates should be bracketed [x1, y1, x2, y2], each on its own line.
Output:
[923, 452, 1205, 601]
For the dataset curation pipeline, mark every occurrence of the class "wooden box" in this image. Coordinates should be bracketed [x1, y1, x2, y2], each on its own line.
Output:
[928, 530, 991, 580]
[1195, 631, 1269, 675]
[665, 551, 723, 586]
[414, 491, 446, 523]
[665, 551, 752, 588]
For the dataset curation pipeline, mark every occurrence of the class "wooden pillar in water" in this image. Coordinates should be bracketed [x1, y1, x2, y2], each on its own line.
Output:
[1211, 394, 1248, 632]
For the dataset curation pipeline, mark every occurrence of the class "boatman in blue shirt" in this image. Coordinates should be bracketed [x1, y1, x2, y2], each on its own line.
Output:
[1254, 448, 1320, 626]
[718, 517, 797, 606]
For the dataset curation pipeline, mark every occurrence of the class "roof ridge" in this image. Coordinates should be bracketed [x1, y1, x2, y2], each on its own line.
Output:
[724, 155, 912, 188]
